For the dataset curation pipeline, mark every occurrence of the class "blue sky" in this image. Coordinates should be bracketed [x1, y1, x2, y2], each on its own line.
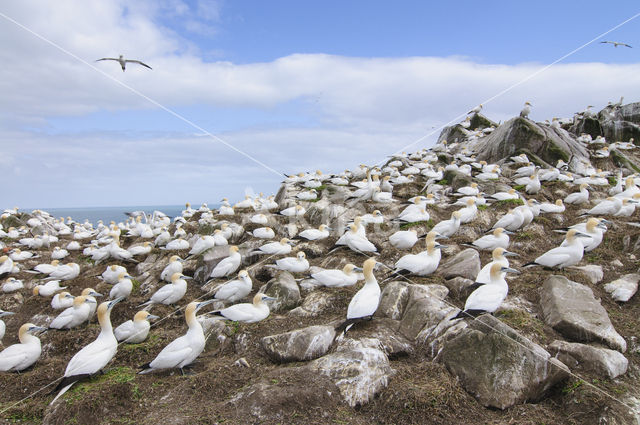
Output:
[1, 1, 639, 208]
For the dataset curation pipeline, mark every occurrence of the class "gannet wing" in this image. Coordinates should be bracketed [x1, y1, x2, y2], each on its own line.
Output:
[150, 343, 192, 369]
[126, 59, 152, 69]
[96, 58, 119, 62]
[0, 345, 29, 370]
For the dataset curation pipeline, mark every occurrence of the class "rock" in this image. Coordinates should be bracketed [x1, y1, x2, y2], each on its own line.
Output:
[439, 248, 481, 280]
[473, 117, 590, 173]
[308, 337, 393, 407]
[548, 340, 628, 379]
[610, 259, 624, 268]
[344, 319, 413, 358]
[570, 264, 604, 284]
[540, 275, 627, 352]
[289, 291, 337, 317]
[603, 273, 640, 302]
[224, 367, 341, 423]
[439, 315, 569, 409]
[194, 245, 237, 285]
[597, 102, 640, 144]
[443, 277, 475, 299]
[260, 272, 301, 312]
[261, 325, 336, 362]
[376, 281, 409, 319]
[398, 284, 453, 340]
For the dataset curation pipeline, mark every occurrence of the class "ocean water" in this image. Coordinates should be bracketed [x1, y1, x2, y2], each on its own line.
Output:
[37, 205, 189, 225]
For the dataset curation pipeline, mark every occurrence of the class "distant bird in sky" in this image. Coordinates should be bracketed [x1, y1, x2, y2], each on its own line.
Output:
[96, 55, 152, 71]
[600, 41, 632, 48]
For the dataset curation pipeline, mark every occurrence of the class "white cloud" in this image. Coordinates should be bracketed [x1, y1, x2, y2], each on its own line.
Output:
[1, 1, 639, 207]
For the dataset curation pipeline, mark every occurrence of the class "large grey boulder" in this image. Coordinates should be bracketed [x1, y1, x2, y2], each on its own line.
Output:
[540, 275, 627, 352]
[439, 315, 569, 409]
[398, 284, 453, 340]
[260, 272, 301, 312]
[439, 248, 481, 280]
[603, 273, 640, 302]
[597, 102, 640, 143]
[548, 340, 628, 379]
[376, 281, 410, 320]
[261, 325, 336, 362]
[289, 291, 337, 317]
[472, 117, 590, 172]
[308, 337, 393, 407]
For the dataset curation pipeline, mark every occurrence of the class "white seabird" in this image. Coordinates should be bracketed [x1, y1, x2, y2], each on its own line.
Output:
[465, 227, 511, 251]
[139, 273, 190, 308]
[309, 264, 362, 287]
[109, 273, 134, 299]
[525, 229, 589, 269]
[49, 295, 95, 330]
[475, 247, 517, 284]
[250, 238, 294, 255]
[564, 183, 590, 205]
[452, 264, 519, 319]
[96, 55, 152, 71]
[209, 293, 275, 323]
[389, 229, 419, 250]
[210, 269, 253, 302]
[295, 224, 331, 241]
[336, 258, 381, 332]
[51, 292, 74, 310]
[431, 211, 462, 238]
[160, 256, 184, 282]
[114, 310, 159, 344]
[2, 277, 24, 293]
[267, 251, 309, 273]
[0, 323, 47, 372]
[209, 245, 242, 278]
[33, 280, 67, 297]
[0, 310, 15, 341]
[51, 298, 124, 404]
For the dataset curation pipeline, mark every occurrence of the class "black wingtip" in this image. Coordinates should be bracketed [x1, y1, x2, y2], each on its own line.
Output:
[52, 374, 91, 394]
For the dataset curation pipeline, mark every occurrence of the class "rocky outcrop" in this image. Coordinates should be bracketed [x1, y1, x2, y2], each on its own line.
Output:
[308, 337, 393, 407]
[377, 281, 410, 320]
[548, 340, 628, 379]
[439, 315, 569, 409]
[472, 117, 590, 171]
[597, 102, 640, 143]
[261, 325, 336, 362]
[603, 273, 640, 302]
[397, 284, 453, 340]
[439, 248, 481, 280]
[260, 271, 301, 312]
[539, 275, 627, 352]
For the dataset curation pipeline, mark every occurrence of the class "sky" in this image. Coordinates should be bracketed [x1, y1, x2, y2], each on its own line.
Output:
[1, 1, 639, 208]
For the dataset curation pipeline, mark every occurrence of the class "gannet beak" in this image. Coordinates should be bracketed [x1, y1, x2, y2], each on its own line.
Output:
[503, 230, 515, 235]
[125, 275, 134, 279]
[109, 297, 125, 308]
[503, 251, 519, 257]
[196, 299, 217, 310]
[91, 291, 103, 297]
[575, 232, 591, 238]
[262, 296, 276, 301]
[29, 325, 48, 334]
[0, 311, 15, 317]
[287, 240, 296, 246]
[597, 223, 608, 230]
[436, 244, 449, 249]
[147, 314, 160, 321]
[353, 266, 364, 272]
[64, 294, 74, 299]
[502, 267, 520, 274]
[600, 219, 612, 225]
[181, 275, 193, 280]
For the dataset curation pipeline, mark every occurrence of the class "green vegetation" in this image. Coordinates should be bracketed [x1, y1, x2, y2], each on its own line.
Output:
[562, 379, 584, 394]
[121, 333, 161, 353]
[131, 279, 141, 294]
[513, 184, 525, 191]
[495, 309, 545, 338]
[436, 179, 448, 186]
[66, 367, 140, 403]
[515, 231, 534, 240]
[477, 204, 488, 211]
[198, 223, 215, 235]
[400, 219, 434, 230]
[608, 176, 617, 186]
[546, 142, 569, 162]
[494, 198, 524, 206]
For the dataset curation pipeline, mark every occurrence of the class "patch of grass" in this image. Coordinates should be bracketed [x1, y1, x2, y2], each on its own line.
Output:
[562, 379, 584, 394]
[477, 204, 488, 211]
[66, 366, 138, 403]
[6, 411, 42, 424]
[80, 256, 95, 265]
[513, 184, 526, 191]
[495, 309, 545, 338]
[494, 198, 524, 206]
[314, 184, 327, 191]
[121, 333, 161, 353]
[515, 231, 534, 240]
[400, 219, 434, 230]
[198, 224, 215, 235]
[436, 179, 449, 186]
[131, 279, 141, 294]
[608, 176, 617, 186]
[547, 141, 569, 162]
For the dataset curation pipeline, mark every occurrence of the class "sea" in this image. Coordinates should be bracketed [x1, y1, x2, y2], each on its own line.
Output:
[29, 205, 205, 225]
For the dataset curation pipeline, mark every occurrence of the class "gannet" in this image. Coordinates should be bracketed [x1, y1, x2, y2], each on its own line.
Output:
[336, 258, 380, 332]
[520, 101, 532, 118]
[465, 227, 511, 251]
[51, 247, 70, 260]
[491, 208, 524, 232]
[109, 273, 134, 299]
[600, 40, 632, 48]
[525, 173, 541, 194]
[155, 228, 171, 246]
[560, 218, 608, 252]
[389, 229, 419, 249]
[51, 298, 124, 404]
[390, 233, 445, 276]
[564, 183, 590, 205]
[0, 256, 16, 278]
[510, 153, 530, 164]
[266, 251, 309, 273]
[128, 241, 153, 257]
[100, 264, 128, 285]
[51, 292, 74, 309]
[33, 280, 67, 297]
[614, 198, 638, 216]
[582, 197, 622, 216]
[279, 205, 306, 218]
[9, 248, 37, 261]
[161, 255, 184, 282]
[209, 293, 275, 323]
[539, 199, 565, 214]
[0, 323, 46, 372]
[0, 310, 15, 341]
[2, 277, 24, 293]
[295, 224, 331, 241]
[251, 238, 294, 255]
[455, 183, 479, 197]
[164, 238, 190, 251]
[209, 245, 242, 278]
[49, 295, 95, 329]
[139, 299, 217, 375]
[115, 311, 159, 344]
[96, 55, 152, 71]
[139, 273, 190, 307]
[394, 208, 430, 224]
[250, 213, 269, 225]
[452, 264, 519, 319]
[609, 170, 624, 196]
[210, 269, 253, 302]
[296, 189, 318, 201]
[468, 104, 482, 115]
[309, 264, 361, 287]
[80, 288, 102, 319]
[457, 198, 478, 224]
[341, 224, 378, 254]
[476, 247, 517, 284]
[488, 188, 519, 201]
[431, 211, 462, 238]
[46, 262, 80, 281]
[361, 210, 385, 225]
[614, 177, 640, 199]
[252, 227, 275, 239]
[525, 229, 589, 269]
